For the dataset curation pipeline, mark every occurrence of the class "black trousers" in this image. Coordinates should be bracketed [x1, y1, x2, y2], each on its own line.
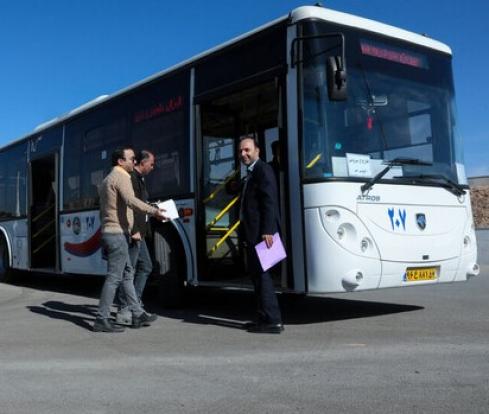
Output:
[245, 245, 282, 325]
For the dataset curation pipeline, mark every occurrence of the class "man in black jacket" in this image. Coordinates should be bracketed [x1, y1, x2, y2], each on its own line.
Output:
[239, 136, 283, 334]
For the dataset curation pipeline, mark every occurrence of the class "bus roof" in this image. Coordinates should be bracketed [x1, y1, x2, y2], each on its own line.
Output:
[2, 5, 451, 150]
[290, 6, 451, 55]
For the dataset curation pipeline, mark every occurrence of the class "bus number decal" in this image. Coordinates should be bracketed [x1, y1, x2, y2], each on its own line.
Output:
[388, 208, 407, 231]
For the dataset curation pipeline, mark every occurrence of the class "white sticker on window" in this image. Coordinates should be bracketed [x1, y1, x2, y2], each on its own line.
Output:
[346, 153, 372, 177]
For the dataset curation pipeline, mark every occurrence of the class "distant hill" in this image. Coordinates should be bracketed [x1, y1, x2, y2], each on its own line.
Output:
[469, 177, 489, 229]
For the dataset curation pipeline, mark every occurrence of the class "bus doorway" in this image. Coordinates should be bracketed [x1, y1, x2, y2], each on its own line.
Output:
[197, 79, 288, 287]
[29, 154, 58, 270]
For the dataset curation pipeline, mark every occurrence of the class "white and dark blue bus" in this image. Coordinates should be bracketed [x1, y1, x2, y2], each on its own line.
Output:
[0, 5, 479, 304]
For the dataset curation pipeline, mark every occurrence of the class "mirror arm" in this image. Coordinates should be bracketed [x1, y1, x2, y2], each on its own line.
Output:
[291, 33, 345, 68]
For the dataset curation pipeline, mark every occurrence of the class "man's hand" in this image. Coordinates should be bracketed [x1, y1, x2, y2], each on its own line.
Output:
[155, 208, 169, 222]
[131, 232, 142, 241]
[262, 234, 274, 249]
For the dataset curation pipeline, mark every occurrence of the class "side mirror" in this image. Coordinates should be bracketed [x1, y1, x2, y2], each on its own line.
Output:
[327, 56, 347, 101]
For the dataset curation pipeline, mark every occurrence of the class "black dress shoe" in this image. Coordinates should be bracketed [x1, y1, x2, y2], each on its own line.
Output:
[242, 320, 263, 329]
[93, 318, 125, 333]
[132, 312, 158, 328]
[247, 323, 284, 334]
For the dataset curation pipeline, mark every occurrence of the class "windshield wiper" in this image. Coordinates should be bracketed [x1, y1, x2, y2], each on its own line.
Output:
[395, 174, 466, 197]
[360, 157, 432, 194]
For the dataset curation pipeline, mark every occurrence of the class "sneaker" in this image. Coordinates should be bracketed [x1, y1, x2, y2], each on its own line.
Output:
[93, 318, 125, 333]
[132, 312, 158, 329]
[115, 310, 132, 326]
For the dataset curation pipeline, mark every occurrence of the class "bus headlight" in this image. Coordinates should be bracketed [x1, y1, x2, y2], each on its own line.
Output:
[337, 226, 345, 239]
[336, 223, 356, 241]
[361, 237, 371, 252]
[319, 207, 380, 259]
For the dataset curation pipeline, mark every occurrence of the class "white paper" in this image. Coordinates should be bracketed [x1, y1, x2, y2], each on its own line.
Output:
[346, 153, 372, 177]
[157, 199, 179, 220]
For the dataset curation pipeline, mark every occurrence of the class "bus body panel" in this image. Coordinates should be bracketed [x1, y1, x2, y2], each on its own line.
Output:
[303, 182, 477, 293]
[58, 199, 197, 281]
[60, 211, 105, 275]
[0, 219, 28, 270]
[304, 207, 382, 292]
[379, 257, 459, 288]
[357, 203, 466, 262]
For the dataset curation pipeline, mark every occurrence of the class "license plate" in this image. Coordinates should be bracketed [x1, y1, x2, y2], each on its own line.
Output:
[405, 267, 437, 282]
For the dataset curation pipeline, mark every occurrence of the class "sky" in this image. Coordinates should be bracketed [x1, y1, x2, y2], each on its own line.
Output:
[0, 0, 487, 177]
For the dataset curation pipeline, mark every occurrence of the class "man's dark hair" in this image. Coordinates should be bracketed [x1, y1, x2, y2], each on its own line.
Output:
[111, 146, 133, 166]
[239, 135, 260, 149]
[135, 149, 154, 164]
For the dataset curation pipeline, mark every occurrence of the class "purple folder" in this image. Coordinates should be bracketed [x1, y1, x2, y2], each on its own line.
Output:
[254, 233, 287, 272]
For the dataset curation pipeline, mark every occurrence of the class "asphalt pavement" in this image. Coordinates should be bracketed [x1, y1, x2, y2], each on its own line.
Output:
[0, 232, 488, 413]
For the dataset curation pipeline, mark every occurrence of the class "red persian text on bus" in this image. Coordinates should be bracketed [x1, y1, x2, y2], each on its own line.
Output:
[134, 95, 183, 123]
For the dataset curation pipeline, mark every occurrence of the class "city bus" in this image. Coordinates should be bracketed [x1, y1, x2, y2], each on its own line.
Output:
[0, 5, 480, 305]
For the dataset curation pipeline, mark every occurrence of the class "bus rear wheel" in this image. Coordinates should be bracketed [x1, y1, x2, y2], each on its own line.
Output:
[0, 236, 13, 283]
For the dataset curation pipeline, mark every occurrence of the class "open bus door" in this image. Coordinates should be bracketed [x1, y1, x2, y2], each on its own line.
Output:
[199, 104, 243, 282]
[29, 153, 58, 271]
[196, 78, 289, 288]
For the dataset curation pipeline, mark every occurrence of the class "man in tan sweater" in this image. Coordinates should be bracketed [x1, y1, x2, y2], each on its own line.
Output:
[93, 147, 167, 333]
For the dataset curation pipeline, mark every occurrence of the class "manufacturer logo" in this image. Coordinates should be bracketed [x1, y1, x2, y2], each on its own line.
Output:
[357, 194, 381, 202]
[416, 213, 426, 230]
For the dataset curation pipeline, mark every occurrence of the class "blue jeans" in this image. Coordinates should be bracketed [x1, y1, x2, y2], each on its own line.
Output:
[117, 238, 153, 311]
[97, 233, 144, 319]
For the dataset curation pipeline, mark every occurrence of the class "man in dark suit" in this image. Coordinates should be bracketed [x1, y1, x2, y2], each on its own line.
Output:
[239, 136, 283, 334]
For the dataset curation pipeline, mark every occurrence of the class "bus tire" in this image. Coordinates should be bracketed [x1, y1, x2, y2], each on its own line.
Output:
[158, 268, 185, 308]
[153, 226, 186, 308]
[0, 235, 13, 283]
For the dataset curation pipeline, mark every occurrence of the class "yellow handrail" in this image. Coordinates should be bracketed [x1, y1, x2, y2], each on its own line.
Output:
[33, 233, 56, 254]
[32, 219, 56, 239]
[306, 153, 322, 169]
[209, 227, 229, 232]
[208, 220, 240, 256]
[203, 169, 239, 204]
[206, 196, 240, 231]
[32, 204, 55, 223]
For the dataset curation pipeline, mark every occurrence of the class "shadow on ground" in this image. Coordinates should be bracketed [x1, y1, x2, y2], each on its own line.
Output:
[27, 301, 97, 331]
[17, 270, 423, 331]
[11, 270, 103, 297]
[144, 287, 423, 330]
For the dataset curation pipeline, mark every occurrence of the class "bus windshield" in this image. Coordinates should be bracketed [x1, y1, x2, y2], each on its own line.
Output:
[300, 21, 464, 185]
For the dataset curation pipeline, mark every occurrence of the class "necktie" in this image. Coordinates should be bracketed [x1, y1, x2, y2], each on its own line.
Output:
[239, 169, 251, 221]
